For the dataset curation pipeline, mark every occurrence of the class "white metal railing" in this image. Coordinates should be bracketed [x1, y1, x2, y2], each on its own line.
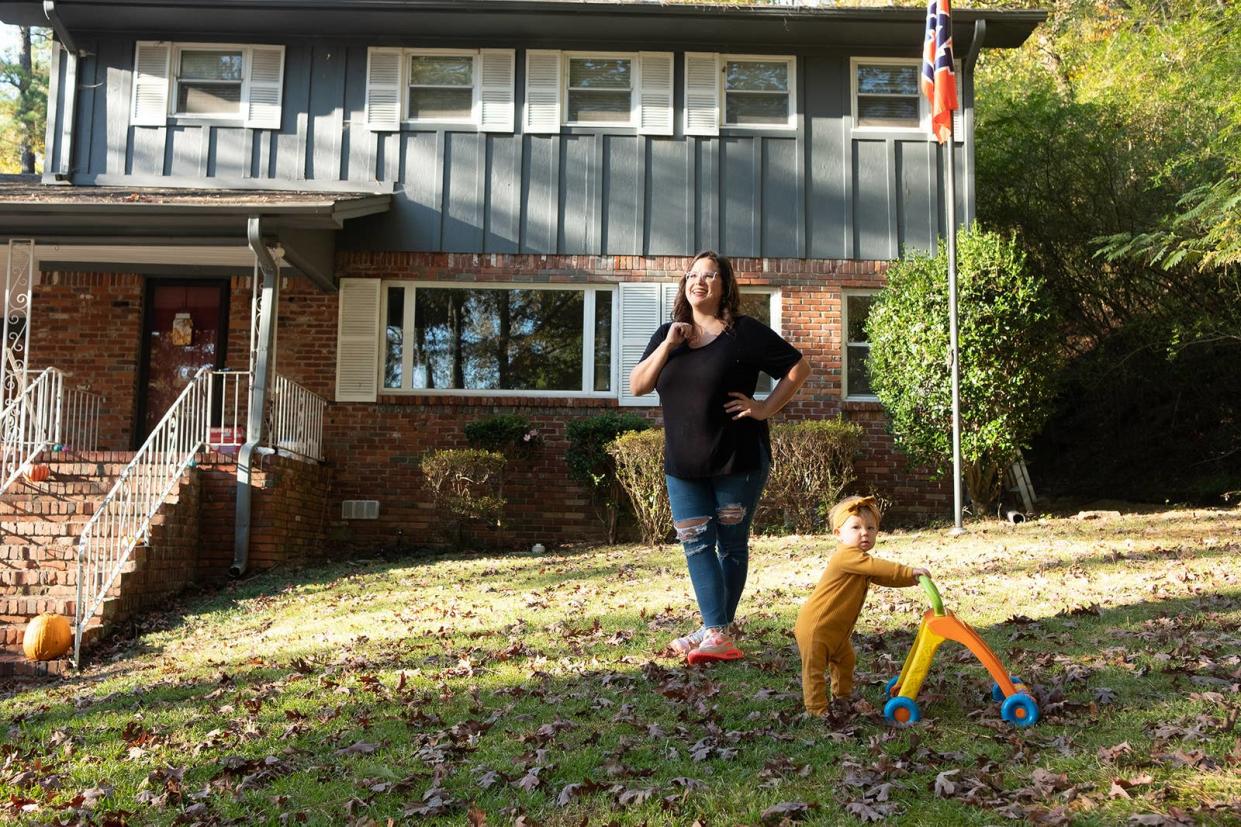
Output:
[269, 374, 326, 462]
[0, 366, 62, 492]
[60, 385, 104, 453]
[73, 366, 213, 666]
[207, 370, 251, 453]
[72, 367, 327, 663]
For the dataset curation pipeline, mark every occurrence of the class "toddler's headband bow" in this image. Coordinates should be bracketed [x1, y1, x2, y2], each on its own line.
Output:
[842, 496, 878, 517]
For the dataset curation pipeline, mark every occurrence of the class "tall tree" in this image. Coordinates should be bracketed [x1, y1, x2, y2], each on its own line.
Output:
[0, 26, 49, 174]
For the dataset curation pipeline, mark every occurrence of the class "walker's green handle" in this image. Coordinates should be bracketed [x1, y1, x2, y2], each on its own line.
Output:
[919, 575, 944, 616]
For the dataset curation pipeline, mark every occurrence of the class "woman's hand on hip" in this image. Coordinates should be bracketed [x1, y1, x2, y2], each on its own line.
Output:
[725, 391, 770, 421]
[665, 322, 695, 347]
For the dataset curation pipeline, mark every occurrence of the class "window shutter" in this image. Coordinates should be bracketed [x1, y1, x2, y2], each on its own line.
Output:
[244, 46, 285, 129]
[131, 42, 171, 126]
[618, 283, 665, 407]
[953, 105, 964, 144]
[365, 47, 403, 131]
[683, 52, 719, 137]
[335, 278, 382, 402]
[479, 49, 515, 132]
[637, 52, 674, 136]
[524, 50, 561, 134]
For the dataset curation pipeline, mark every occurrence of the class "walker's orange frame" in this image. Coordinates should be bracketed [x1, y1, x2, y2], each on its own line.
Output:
[882, 577, 1039, 727]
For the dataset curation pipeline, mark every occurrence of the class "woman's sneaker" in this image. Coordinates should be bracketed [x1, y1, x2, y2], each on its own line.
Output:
[686, 629, 743, 664]
[669, 627, 707, 656]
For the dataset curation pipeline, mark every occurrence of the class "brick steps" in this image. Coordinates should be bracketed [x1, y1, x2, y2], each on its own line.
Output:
[0, 451, 139, 681]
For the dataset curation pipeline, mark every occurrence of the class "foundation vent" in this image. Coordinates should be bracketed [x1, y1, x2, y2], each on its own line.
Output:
[341, 500, 380, 520]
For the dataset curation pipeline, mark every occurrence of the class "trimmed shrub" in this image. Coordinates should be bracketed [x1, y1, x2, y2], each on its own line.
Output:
[866, 228, 1062, 515]
[464, 414, 541, 458]
[607, 429, 670, 546]
[419, 449, 506, 550]
[759, 418, 864, 534]
[565, 412, 652, 544]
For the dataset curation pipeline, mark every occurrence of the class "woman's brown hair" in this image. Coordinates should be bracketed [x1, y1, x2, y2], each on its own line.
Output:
[671, 250, 741, 329]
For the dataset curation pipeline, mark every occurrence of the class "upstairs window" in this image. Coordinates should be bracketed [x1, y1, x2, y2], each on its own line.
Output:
[852, 57, 964, 139]
[175, 48, 244, 116]
[565, 55, 634, 126]
[132, 42, 285, 129]
[408, 52, 475, 122]
[853, 60, 921, 128]
[722, 56, 795, 128]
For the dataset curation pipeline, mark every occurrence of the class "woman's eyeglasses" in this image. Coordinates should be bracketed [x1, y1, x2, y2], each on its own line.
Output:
[684, 270, 721, 282]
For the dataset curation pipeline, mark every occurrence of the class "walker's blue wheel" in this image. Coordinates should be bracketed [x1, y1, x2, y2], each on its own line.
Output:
[1000, 693, 1039, 727]
[990, 675, 1024, 703]
[884, 675, 901, 698]
[884, 695, 921, 726]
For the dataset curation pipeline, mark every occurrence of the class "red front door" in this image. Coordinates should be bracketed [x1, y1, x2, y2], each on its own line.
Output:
[138, 281, 230, 441]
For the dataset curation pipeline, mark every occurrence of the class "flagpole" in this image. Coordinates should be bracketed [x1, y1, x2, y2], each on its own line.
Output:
[944, 122, 964, 533]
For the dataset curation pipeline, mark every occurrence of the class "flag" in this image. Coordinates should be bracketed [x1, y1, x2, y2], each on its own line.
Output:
[921, 0, 959, 144]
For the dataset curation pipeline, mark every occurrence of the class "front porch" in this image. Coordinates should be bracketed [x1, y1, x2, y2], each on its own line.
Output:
[0, 181, 389, 671]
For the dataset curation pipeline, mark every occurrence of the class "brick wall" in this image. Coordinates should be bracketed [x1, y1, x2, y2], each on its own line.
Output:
[198, 454, 334, 582]
[29, 254, 949, 554]
[30, 272, 144, 449]
[114, 472, 202, 619]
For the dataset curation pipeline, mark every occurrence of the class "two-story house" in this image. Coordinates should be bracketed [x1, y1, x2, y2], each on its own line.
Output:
[0, 0, 1042, 670]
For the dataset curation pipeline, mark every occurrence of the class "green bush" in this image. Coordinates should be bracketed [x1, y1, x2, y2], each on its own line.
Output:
[606, 429, 670, 546]
[565, 413, 651, 544]
[759, 419, 863, 534]
[419, 449, 506, 550]
[866, 228, 1062, 515]
[464, 414, 540, 457]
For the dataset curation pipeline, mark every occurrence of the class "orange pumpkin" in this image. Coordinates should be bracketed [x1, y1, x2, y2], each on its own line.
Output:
[24, 463, 51, 483]
[22, 613, 72, 661]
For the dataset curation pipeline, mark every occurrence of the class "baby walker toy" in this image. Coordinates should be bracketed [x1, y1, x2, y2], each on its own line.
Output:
[882, 576, 1039, 728]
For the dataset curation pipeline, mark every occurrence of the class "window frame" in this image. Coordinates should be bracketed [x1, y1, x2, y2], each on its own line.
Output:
[170, 43, 251, 120]
[561, 51, 638, 128]
[849, 56, 963, 140]
[841, 288, 880, 401]
[402, 48, 482, 127]
[378, 280, 619, 398]
[739, 287, 782, 398]
[720, 53, 797, 131]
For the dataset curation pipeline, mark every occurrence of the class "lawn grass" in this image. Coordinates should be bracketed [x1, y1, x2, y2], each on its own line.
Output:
[2, 506, 1239, 825]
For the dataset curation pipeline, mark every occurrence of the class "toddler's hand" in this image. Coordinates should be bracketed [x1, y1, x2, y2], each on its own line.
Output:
[912, 567, 931, 579]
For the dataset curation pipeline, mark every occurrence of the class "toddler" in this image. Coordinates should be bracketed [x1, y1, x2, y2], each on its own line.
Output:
[793, 495, 929, 716]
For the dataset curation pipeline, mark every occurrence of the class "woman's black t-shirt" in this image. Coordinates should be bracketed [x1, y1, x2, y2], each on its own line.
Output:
[641, 315, 803, 479]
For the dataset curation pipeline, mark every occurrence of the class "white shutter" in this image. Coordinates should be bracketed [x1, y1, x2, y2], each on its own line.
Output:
[335, 278, 382, 402]
[131, 42, 171, 126]
[524, 50, 561, 134]
[244, 46, 285, 129]
[619, 283, 665, 407]
[637, 52, 674, 136]
[953, 105, 964, 144]
[479, 49, 515, 132]
[365, 47, 403, 131]
[683, 52, 719, 137]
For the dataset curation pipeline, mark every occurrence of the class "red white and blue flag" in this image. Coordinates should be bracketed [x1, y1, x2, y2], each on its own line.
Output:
[921, 0, 959, 144]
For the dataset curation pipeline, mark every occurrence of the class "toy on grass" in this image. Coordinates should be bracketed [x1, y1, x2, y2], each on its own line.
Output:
[882, 576, 1039, 728]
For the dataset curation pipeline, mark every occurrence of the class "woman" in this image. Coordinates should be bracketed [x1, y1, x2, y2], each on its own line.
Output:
[629, 251, 810, 664]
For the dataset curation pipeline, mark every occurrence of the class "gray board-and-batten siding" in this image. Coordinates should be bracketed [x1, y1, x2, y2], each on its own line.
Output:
[46, 38, 973, 261]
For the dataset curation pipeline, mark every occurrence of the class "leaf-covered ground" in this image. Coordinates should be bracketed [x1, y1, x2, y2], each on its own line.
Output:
[3, 506, 1240, 825]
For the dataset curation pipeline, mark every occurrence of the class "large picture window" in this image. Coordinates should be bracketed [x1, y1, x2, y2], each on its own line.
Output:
[382, 284, 614, 395]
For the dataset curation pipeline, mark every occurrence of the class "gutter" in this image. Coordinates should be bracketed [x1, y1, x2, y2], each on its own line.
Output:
[232, 215, 280, 577]
[42, 1, 77, 54]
